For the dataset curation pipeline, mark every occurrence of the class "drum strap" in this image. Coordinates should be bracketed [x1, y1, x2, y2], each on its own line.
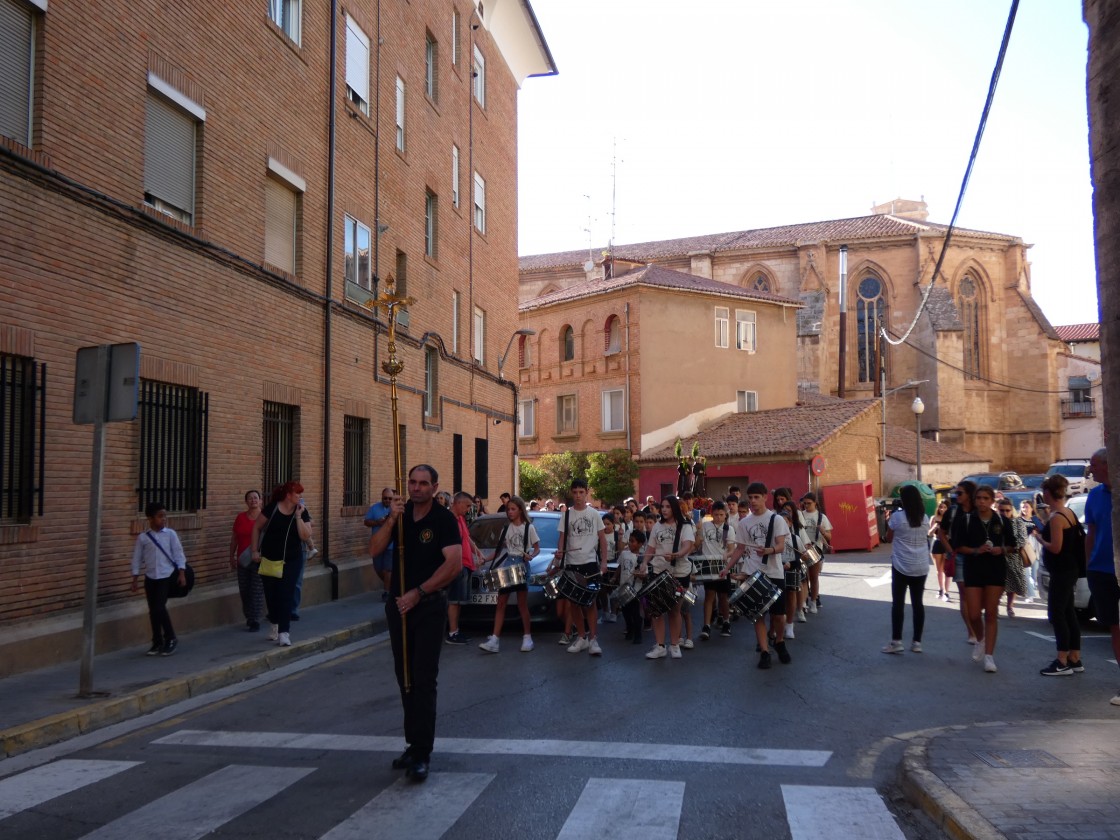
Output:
[764, 514, 776, 548]
[673, 523, 682, 555]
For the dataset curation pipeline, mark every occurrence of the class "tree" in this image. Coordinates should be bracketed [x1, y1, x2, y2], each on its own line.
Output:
[520, 452, 590, 502]
[518, 460, 549, 502]
[587, 449, 640, 507]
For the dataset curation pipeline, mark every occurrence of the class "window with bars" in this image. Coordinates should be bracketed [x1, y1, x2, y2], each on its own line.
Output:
[0, 353, 45, 523]
[138, 380, 209, 512]
[262, 401, 299, 497]
[342, 415, 368, 507]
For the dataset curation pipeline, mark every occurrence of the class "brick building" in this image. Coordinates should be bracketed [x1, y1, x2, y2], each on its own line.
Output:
[0, 0, 555, 670]
[514, 263, 802, 476]
[520, 200, 1067, 474]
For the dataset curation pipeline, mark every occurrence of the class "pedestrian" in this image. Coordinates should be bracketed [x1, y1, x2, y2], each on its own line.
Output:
[1037, 474, 1085, 676]
[478, 495, 538, 654]
[251, 481, 312, 647]
[881, 485, 931, 654]
[798, 492, 832, 612]
[369, 464, 462, 783]
[929, 500, 950, 602]
[131, 500, 188, 656]
[436, 490, 452, 508]
[291, 495, 315, 620]
[998, 499, 1028, 616]
[549, 478, 608, 655]
[1083, 448, 1120, 704]
[699, 500, 735, 641]
[364, 488, 399, 600]
[1019, 499, 1042, 601]
[951, 484, 1010, 673]
[496, 492, 511, 513]
[778, 501, 810, 636]
[939, 480, 978, 644]
[445, 492, 482, 645]
[229, 489, 265, 631]
[638, 495, 695, 659]
[617, 530, 645, 644]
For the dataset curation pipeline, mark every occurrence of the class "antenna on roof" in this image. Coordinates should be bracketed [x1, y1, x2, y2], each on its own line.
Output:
[582, 194, 595, 273]
[609, 138, 620, 265]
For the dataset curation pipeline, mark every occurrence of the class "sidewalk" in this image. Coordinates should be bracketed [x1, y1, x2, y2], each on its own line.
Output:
[901, 718, 1120, 840]
[0, 590, 388, 759]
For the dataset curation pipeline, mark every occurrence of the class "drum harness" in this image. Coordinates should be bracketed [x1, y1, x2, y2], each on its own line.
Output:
[488, 521, 531, 574]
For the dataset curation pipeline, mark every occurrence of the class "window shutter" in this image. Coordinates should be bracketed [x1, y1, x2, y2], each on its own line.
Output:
[0, 0, 34, 146]
[144, 94, 195, 218]
[264, 178, 296, 273]
[346, 18, 369, 103]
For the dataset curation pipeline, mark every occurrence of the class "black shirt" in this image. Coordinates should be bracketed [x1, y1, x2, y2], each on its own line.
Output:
[259, 502, 311, 562]
[389, 501, 461, 593]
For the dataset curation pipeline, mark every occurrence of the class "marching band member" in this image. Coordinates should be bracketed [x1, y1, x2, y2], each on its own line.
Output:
[778, 501, 810, 639]
[638, 496, 695, 660]
[478, 496, 539, 654]
[548, 479, 607, 656]
[798, 493, 832, 612]
[618, 530, 645, 644]
[699, 501, 735, 641]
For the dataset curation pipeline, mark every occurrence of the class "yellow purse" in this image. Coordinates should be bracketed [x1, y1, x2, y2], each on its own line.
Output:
[258, 556, 285, 578]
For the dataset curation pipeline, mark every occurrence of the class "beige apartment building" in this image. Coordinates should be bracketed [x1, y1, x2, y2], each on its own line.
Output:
[515, 263, 801, 463]
[0, 0, 554, 671]
[520, 200, 1067, 472]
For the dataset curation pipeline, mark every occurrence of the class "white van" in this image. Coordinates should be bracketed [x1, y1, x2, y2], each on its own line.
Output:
[1045, 459, 1098, 496]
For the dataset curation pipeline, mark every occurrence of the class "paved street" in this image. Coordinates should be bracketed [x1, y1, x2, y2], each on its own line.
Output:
[1, 552, 1116, 839]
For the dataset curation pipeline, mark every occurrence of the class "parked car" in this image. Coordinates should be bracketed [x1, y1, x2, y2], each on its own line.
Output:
[461, 511, 562, 625]
[1046, 460, 1098, 496]
[1020, 473, 1046, 507]
[1037, 494, 1093, 619]
[960, 472, 1024, 492]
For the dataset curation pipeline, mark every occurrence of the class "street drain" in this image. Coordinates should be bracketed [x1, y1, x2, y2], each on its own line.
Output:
[973, 749, 1068, 769]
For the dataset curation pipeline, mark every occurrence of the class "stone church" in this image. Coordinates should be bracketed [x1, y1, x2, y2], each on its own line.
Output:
[519, 199, 1066, 471]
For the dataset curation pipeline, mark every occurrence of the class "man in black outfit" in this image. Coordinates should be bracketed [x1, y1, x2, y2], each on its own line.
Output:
[369, 464, 462, 782]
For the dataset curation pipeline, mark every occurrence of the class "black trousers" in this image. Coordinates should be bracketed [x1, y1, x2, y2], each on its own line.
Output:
[144, 575, 175, 645]
[622, 598, 642, 640]
[890, 568, 927, 642]
[1046, 567, 1081, 652]
[262, 555, 304, 633]
[386, 594, 447, 761]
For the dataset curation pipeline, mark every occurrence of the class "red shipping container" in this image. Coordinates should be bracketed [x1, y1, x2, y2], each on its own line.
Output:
[822, 481, 879, 551]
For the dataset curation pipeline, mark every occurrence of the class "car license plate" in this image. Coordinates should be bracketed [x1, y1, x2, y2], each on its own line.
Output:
[470, 592, 498, 605]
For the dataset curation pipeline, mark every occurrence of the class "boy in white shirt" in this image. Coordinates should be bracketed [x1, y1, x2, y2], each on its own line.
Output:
[699, 501, 736, 640]
[617, 530, 645, 644]
[131, 501, 189, 656]
[548, 479, 608, 656]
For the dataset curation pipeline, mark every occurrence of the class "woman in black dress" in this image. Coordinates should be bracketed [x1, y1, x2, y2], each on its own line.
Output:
[251, 480, 312, 647]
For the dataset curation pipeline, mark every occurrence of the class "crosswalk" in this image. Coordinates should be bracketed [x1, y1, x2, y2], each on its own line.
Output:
[0, 735, 907, 839]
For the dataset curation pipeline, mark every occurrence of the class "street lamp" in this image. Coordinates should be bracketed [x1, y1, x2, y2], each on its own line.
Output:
[497, 329, 536, 497]
[911, 396, 925, 482]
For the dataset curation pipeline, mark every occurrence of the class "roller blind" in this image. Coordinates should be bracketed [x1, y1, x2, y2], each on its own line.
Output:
[345, 17, 369, 106]
[264, 178, 296, 273]
[144, 93, 196, 220]
[0, 0, 34, 146]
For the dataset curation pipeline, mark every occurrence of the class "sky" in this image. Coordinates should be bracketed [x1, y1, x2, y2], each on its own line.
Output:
[516, 0, 1097, 328]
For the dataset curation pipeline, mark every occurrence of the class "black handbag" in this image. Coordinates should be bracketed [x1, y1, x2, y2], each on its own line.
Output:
[146, 532, 195, 598]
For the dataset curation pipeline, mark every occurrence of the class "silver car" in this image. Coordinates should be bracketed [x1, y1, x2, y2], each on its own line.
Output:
[1037, 495, 1094, 618]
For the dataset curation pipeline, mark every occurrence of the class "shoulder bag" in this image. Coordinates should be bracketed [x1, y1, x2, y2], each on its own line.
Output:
[146, 532, 195, 598]
[258, 510, 295, 579]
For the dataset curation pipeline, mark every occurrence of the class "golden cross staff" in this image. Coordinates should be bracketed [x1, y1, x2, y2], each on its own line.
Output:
[364, 276, 416, 690]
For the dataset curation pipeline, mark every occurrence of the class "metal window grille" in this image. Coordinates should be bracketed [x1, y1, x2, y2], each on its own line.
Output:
[0, 354, 45, 523]
[342, 415, 368, 507]
[262, 401, 298, 496]
[138, 380, 208, 512]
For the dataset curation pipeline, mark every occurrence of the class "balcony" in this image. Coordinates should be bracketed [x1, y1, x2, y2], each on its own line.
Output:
[1061, 397, 1095, 419]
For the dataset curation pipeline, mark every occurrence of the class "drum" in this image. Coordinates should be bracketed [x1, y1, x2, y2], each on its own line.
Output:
[690, 555, 726, 581]
[612, 580, 641, 608]
[803, 544, 822, 566]
[784, 561, 805, 592]
[728, 571, 781, 622]
[482, 560, 527, 591]
[638, 571, 694, 618]
[543, 570, 600, 607]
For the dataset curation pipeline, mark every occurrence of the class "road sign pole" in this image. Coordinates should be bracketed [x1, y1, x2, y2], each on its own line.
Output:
[78, 345, 110, 698]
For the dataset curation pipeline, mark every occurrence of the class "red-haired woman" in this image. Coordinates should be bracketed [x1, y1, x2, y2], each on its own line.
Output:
[251, 481, 312, 646]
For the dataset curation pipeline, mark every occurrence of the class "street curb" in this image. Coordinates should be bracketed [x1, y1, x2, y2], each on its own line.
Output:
[899, 737, 1006, 840]
[0, 619, 379, 760]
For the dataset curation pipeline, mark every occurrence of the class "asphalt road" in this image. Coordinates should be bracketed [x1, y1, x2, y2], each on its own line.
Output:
[2, 552, 1113, 839]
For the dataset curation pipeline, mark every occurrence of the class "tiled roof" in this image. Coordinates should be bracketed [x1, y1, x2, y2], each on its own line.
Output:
[1017, 290, 1061, 341]
[642, 396, 878, 462]
[884, 425, 986, 465]
[924, 286, 963, 331]
[520, 215, 1019, 271]
[1054, 323, 1100, 342]
[519, 263, 801, 312]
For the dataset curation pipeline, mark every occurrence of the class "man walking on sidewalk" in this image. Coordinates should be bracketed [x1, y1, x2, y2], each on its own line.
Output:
[1084, 448, 1120, 706]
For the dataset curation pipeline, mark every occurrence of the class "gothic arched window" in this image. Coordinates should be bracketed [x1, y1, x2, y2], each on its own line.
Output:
[958, 276, 983, 380]
[856, 276, 886, 383]
[560, 325, 575, 362]
[751, 274, 771, 293]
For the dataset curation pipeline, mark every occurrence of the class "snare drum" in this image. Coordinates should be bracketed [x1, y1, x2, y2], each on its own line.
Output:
[690, 555, 726, 581]
[803, 544, 822, 566]
[482, 560, 527, 592]
[784, 561, 805, 592]
[612, 580, 641, 608]
[543, 570, 600, 607]
[728, 571, 782, 622]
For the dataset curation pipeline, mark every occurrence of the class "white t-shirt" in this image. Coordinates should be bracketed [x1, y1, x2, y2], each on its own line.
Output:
[801, 511, 833, 548]
[617, 548, 639, 588]
[698, 520, 735, 560]
[648, 520, 696, 576]
[736, 509, 790, 579]
[888, 510, 932, 576]
[501, 521, 539, 558]
[562, 506, 605, 565]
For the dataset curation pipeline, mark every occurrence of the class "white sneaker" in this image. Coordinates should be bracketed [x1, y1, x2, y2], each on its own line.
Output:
[972, 643, 985, 662]
[784, 625, 795, 640]
[1110, 692, 1120, 707]
[796, 609, 807, 623]
[984, 655, 998, 673]
[604, 613, 617, 623]
[588, 638, 602, 656]
[669, 645, 682, 659]
[306, 548, 319, 560]
[881, 641, 904, 654]
[278, 632, 291, 647]
[911, 641, 923, 653]
[479, 635, 500, 653]
[646, 644, 667, 659]
[268, 624, 279, 641]
[567, 636, 589, 653]
[521, 635, 534, 652]
[681, 638, 694, 649]
[807, 601, 818, 614]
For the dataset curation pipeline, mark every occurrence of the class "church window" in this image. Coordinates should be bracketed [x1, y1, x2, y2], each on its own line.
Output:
[958, 276, 983, 380]
[856, 276, 886, 384]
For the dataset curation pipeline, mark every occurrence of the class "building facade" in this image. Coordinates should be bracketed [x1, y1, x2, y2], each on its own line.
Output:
[520, 200, 1067, 474]
[0, 0, 554, 668]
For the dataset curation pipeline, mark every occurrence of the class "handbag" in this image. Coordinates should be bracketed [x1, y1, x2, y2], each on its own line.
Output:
[146, 532, 195, 599]
[257, 509, 295, 579]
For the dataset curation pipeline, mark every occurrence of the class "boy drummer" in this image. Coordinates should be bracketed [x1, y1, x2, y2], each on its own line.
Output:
[547, 479, 608, 656]
[699, 501, 736, 640]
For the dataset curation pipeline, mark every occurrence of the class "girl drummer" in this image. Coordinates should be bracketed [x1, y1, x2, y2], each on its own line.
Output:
[638, 495, 695, 660]
[478, 495, 539, 654]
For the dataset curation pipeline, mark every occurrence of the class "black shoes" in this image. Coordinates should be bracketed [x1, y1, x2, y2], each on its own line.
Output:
[391, 749, 414, 769]
[758, 651, 772, 669]
[700, 625, 711, 641]
[445, 631, 470, 645]
[146, 643, 162, 656]
[720, 621, 732, 637]
[160, 638, 178, 656]
[1070, 659, 1085, 673]
[247, 621, 260, 632]
[392, 749, 430, 782]
[290, 613, 300, 621]
[774, 641, 791, 664]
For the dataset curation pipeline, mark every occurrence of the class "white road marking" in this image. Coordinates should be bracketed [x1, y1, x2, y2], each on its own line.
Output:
[79, 764, 312, 840]
[782, 784, 904, 839]
[1025, 630, 1056, 642]
[865, 570, 892, 588]
[557, 778, 684, 840]
[0, 759, 140, 820]
[154, 729, 831, 767]
[321, 772, 493, 840]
